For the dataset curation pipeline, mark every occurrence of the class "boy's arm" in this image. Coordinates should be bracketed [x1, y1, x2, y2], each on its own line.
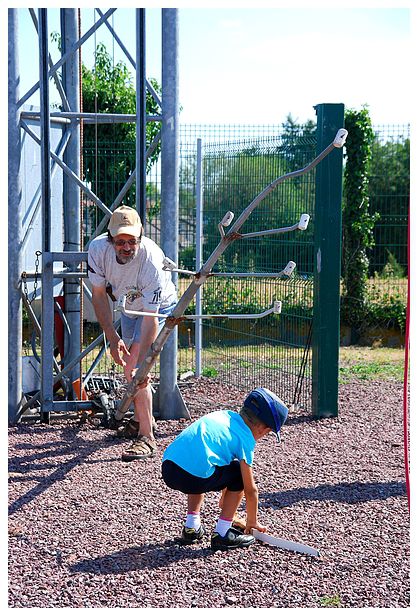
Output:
[240, 459, 267, 534]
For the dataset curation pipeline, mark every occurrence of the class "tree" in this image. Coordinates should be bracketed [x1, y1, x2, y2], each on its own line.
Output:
[81, 43, 162, 232]
[341, 107, 377, 329]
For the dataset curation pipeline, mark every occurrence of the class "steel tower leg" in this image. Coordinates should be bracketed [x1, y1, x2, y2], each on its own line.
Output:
[159, 9, 189, 419]
[8, 9, 23, 425]
[61, 8, 81, 389]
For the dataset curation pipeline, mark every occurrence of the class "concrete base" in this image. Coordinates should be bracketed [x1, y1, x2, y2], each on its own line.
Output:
[152, 383, 191, 420]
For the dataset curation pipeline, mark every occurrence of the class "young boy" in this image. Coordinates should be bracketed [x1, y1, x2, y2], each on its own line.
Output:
[161, 387, 288, 551]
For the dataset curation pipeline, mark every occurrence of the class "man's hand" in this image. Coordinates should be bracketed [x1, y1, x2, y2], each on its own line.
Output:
[109, 338, 130, 367]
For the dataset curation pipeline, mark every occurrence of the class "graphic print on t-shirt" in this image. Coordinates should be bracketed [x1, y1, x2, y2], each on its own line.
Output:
[150, 287, 162, 304]
[125, 287, 144, 304]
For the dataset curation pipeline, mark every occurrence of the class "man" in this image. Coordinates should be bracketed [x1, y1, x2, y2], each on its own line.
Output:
[87, 205, 177, 461]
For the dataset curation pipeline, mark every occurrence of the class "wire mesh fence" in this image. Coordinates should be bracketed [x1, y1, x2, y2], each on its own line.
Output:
[184, 130, 317, 408]
[70, 121, 409, 407]
[341, 123, 409, 341]
[368, 124, 409, 299]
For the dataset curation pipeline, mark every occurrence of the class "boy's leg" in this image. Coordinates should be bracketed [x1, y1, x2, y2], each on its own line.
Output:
[219, 489, 244, 520]
[219, 488, 246, 528]
[211, 464, 255, 551]
[187, 493, 204, 514]
[181, 494, 205, 544]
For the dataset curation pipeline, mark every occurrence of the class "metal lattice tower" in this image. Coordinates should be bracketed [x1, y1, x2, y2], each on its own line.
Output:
[8, 8, 186, 424]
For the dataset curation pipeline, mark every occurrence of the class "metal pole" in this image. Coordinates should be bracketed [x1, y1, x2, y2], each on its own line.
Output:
[61, 9, 81, 388]
[159, 8, 188, 419]
[38, 8, 54, 422]
[312, 103, 345, 418]
[195, 138, 203, 376]
[8, 9, 23, 425]
[136, 9, 147, 226]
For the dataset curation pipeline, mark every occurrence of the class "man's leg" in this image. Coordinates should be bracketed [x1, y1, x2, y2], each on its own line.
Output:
[133, 385, 153, 439]
[120, 339, 157, 460]
[123, 338, 154, 439]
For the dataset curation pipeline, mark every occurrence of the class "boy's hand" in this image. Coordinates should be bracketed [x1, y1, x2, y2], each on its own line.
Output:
[245, 520, 267, 535]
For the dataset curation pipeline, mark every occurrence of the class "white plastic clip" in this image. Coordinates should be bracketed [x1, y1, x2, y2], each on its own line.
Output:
[162, 256, 177, 271]
[273, 300, 282, 314]
[333, 128, 348, 148]
[282, 261, 296, 277]
[298, 214, 310, 231]
[221, 211, 234, 227]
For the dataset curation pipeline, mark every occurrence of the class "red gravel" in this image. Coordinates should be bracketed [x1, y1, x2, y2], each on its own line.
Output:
[8, 377, 409, 608]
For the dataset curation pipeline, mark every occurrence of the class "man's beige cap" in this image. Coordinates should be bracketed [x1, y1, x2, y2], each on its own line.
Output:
[108, 205, 142, 237]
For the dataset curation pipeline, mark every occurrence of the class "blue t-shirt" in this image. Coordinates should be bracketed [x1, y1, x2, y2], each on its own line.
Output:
[162, 410, 256, 478]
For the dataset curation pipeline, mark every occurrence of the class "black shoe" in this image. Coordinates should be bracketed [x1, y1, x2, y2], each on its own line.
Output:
[210, 526, 255, 551]
[180, 525, 205, 545]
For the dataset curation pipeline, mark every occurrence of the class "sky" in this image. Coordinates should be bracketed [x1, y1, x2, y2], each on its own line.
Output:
[11, 4, 413, 127]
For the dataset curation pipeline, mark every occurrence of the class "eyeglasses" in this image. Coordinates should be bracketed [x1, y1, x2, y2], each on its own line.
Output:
[113, 238, 140, 247]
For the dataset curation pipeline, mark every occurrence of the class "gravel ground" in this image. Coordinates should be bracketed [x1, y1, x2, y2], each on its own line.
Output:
[8, 377, 409, 608]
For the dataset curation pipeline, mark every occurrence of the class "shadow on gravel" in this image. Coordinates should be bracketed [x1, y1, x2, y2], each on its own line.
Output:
[259, 480, 406, 508]
[8, 427, 117, 515]
[284, 414, 318, 426]
[69, 540, 212, 574]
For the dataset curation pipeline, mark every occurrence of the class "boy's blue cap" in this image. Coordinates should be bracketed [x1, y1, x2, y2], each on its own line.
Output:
[243, 387, 288, 442]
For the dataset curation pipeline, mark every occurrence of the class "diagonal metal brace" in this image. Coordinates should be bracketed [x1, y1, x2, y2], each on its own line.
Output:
[114, 129, 348, 420]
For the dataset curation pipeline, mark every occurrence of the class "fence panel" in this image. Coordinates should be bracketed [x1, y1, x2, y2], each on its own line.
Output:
[183, 130, 318, 410]
[76, 122, 409, 401]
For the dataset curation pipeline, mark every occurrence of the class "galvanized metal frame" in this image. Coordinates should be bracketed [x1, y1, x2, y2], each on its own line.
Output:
[9, 8, 345, 425]
[8, 8, 24, 425]
[8, 8, 182, 423]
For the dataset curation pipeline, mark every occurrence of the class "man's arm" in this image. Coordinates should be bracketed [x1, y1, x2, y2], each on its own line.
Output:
[240, 459, 267, 534]
[91, 285, 129, 366]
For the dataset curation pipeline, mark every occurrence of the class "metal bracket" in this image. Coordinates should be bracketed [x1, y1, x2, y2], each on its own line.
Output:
[163, 258, 297, 280]
[117, 295, 282, 321]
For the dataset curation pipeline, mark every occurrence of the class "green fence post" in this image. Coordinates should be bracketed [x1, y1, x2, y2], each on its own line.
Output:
[312, 103, 345, 418]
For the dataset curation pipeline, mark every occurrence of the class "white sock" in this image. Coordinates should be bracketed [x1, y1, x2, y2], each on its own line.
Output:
[185, 511, 201, 530]
[215, 517, 232, 537]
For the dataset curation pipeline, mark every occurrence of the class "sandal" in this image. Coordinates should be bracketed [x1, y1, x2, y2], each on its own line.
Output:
[116, 417, 157, 439]
[116, 418, 140, 439]
[121, 435, 157, 462]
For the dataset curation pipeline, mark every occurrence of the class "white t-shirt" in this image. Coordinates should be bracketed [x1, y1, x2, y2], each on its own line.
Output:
[87, 234, 177, 313]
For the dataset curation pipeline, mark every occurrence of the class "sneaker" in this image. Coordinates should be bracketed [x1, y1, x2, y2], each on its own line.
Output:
[179, 525, 205, 545]
[210, 527, 255, 551]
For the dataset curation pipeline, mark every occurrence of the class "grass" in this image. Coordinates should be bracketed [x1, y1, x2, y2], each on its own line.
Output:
[338, 346, 404, 383]
[27, 337, 404, 386]
[318, 595, 342, 608]
[75, 343, 404, 383]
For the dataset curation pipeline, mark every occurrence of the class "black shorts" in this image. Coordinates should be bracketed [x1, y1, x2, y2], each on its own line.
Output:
[161, 459, 244, 494]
